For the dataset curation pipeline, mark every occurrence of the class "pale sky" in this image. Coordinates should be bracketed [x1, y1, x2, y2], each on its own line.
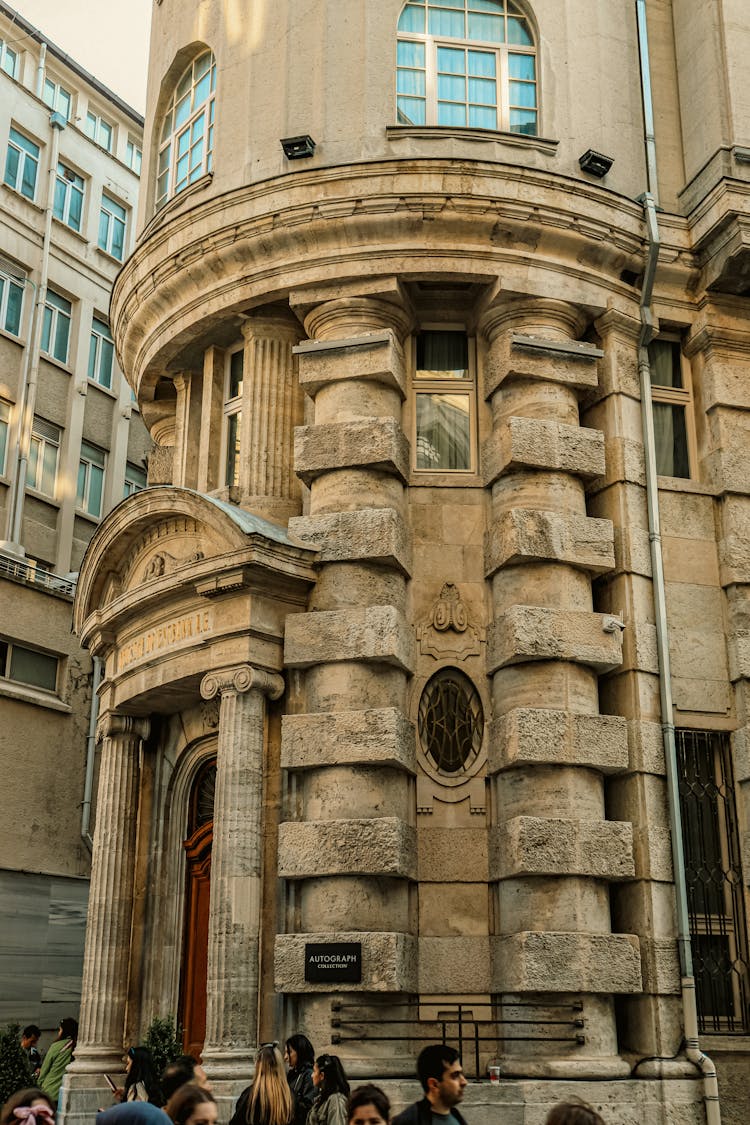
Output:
[8, 0, 151, 114]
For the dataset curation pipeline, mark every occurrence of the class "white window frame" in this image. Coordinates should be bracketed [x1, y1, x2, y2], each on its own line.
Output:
[0, 399, 10, 476]
[124, 461, 147, 497]
[76, 440, 106, 518]
[4, 126, 40, 200]
[223, 346, 243, 488]
[411, 326, 478, 476]
[396, 0, 538, 135]
[0, 261, 24, 336]
[42, 76, 72, 120]
[88, 316, 114, 389]
[648, 335, 697, 481]
[53, 161, 85, 232]
[41, 289, 71, 365]
[156, 50, 216, 210]
[126, 137, 142, 175]
[0, 38, 18, 78]
[98, 193, 127, 260]
[0, 635, 59, 693]
[26, 416, 60, 498]
[85, 110, 114, 152]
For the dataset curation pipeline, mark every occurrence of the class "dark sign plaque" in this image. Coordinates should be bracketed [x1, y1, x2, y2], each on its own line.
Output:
[305, 941, 362, 984]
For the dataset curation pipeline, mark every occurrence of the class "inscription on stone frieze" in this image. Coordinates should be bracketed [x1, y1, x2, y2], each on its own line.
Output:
[118, 609, 213, 672]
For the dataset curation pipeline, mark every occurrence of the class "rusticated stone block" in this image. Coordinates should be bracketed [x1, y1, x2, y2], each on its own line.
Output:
[490, 817, 635, 881]
[638, 937, 682, 995]
[294, 417, 409, 485]
[489, 709, 629, 774]
[487, 606, 623, 673]
[483, 417, 605, 485]
[274, 931, 418, 992]
[284, 605, 415, 672]
[492, 932, 642, 994]
[289, 508, 412, 574]
[278, 818, 417, 878]
[485, 334, 601, 398]
[621, 620, 659, 674]
[281, 708, 416, 773]
[626, 720, 665, 774]
[418, 828, 489, 882]
[485, 508, 614, 577]
[418, 937, 491, 993]
[612, 525, 652, 577]
[631, 825, 674, 882]
[295, 331, 406, 396]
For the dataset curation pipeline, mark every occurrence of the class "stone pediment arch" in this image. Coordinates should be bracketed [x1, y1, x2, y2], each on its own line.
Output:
[73, 486, 318, 640]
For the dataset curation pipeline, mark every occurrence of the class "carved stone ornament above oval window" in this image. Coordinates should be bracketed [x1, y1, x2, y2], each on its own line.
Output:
[417, 581, 484, 660]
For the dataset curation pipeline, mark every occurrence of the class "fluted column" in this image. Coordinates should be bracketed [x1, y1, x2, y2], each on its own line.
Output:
[199, 663, 284, 1079]
[481, 298, 639, 1078]
[239, 308, 304, 523]
[70, 715, 149, 1071]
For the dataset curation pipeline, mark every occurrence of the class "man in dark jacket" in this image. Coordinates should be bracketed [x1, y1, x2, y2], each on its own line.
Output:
[392, 1044, 468, 1125]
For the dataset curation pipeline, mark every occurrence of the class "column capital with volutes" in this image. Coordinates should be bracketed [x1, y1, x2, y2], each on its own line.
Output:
[200, 664, 284, 702]
[478, 296, 588, 345]
[95, 713, 150, 745]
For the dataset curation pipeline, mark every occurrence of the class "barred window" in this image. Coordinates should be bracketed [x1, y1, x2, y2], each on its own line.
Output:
[418, 667, 484, 774]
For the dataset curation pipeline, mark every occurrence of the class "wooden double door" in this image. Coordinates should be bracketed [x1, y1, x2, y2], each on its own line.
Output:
[179, 760, 216, 1058]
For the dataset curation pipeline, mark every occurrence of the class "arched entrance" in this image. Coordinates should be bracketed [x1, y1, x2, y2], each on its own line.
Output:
[179, 758, 216, 1057]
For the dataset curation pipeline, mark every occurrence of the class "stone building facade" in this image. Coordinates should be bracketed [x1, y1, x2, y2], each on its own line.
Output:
[68, 1, 750, 1122]
[0, 3, 149, 1034]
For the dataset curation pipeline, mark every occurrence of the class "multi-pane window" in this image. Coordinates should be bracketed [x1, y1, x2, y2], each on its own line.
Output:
[124, 461, 147, 497]
[0, 636, 59, 692]
[41, 289, 71, 364]
[53, 162, 84, 232]
[397, 0, 537, 134]
[126, 137, 142, 175]
[26, 417, 60, 498]
[98, 194, 127, 260]
[156, 51, 216, 210]
[677, 729, 750, 1033]
[0, 262, 23, 335]
[0, 400, 10, 475]
[42, 77, 72, 120]
[413, 330, 475, 472]
[224, 348, 243, 488]
[0, 37, 18, 78]
[88, 317, 114, 389]
[648, 337, 694, 479]
[85, 110, 113, 152]
[76, 441, 106, 517]
[4, 127, 40, 200]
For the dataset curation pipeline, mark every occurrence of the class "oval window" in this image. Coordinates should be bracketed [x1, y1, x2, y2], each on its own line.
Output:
[418, 668, 484, 774]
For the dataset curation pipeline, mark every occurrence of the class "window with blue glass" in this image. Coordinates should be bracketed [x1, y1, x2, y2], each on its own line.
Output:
[397, 0, 537, 135]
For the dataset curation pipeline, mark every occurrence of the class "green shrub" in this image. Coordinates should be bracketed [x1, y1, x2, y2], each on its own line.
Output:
[0, 1023, 33, 1106]
[143, 1016, 183, 1079]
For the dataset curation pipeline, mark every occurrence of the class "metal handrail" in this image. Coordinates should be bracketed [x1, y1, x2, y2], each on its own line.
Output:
[0, 552, 76, 596]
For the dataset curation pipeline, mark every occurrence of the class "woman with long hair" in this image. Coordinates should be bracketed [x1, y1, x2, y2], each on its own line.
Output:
[165, 1084, 217, 1125]
[347, 1086, 390, 1125]
[306, 1056, 349, 1125]
[283, 1035, 314, 1125]
[38, 1018, 78, 1108]
[118, 1046, 164, 1106]
[0, 1089, 54, 1125]
[229, 1044, 293, 1125]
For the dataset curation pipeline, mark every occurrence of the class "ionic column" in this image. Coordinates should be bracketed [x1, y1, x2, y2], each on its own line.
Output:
[238, 308, 305, 523]
[279, 285, 417, 1076]
[70, 715, 149, 1071]
[481, 298, 639, 1077]
[199, 664, 284, 1080]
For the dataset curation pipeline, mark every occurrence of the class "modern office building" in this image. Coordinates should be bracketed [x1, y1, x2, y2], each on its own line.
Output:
[67, 1, 749, 1122]
[0, 2, 149, 1036]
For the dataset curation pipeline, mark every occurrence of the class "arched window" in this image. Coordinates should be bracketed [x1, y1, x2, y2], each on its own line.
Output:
[156, 50, 216, 210]
[397, 0, 537, 135]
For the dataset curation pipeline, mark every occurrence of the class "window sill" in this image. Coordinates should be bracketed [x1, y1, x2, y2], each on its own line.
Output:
[699, 1034, 750, 1052]
[386, 124, 559, 156]
[39, 351, 73, 375]
[140, 171, 214, 241]
[656, 476, 719, 497]
[87, 377, 118, 400]
[0, 324, 24, 349]
[410, 471, 482, 488]
[25, 488, 60, 510]
[95, 245, 125, 268]
[74, 508, 102, 525]
[0, 181, 44, 213]
[0, 678, 70, 713]
[52, 216, 89, 245]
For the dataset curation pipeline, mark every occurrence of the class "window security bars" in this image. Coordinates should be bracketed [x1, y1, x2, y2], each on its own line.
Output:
[676, 729, 750, 1033]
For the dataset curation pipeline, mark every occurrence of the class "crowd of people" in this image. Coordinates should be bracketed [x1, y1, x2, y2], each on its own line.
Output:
[3, 1032, 607, 1125]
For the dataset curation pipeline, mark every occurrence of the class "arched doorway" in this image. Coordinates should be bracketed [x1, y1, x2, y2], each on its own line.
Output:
[179, 758, 216, 1057]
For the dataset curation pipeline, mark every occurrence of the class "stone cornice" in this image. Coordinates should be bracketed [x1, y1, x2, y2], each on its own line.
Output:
[200, 664, 284, 701]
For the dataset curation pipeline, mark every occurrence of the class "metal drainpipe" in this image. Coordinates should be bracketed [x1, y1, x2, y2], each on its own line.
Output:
[35, 41, 47, 99]
[634, 3, 721, 1121]
[1, 274, 35, 552]
[80, 656, 102, 851]
[9, 112, 64, 546]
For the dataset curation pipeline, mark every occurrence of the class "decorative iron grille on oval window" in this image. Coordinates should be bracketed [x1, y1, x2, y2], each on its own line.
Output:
[418, 667, 484, 774]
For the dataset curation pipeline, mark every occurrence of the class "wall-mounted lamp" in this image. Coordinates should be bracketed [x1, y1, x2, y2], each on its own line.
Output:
[578, 149, 614, 178]
[281, 135, 316, 160]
